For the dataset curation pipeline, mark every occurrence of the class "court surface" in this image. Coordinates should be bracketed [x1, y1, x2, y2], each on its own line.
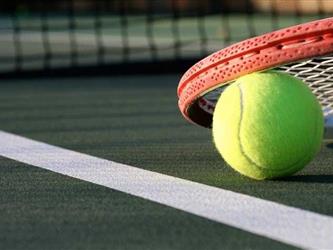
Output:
[0, 74, 332, 250]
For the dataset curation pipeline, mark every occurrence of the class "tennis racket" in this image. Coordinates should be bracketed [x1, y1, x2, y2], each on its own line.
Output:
[177, 17, 333, 142]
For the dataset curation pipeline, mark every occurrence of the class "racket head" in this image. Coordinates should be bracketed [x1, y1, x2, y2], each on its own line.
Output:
[177, 17, 333, 140]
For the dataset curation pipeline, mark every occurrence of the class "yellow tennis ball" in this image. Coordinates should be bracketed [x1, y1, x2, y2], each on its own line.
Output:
[212, 71, 324, 180]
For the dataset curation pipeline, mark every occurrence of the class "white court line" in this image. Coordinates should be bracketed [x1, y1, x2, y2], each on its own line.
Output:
[0, 130, 332, 249]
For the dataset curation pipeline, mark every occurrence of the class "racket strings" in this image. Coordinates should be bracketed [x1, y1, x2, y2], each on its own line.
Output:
[278, 56, 333, 116]
[202, 56, 333, 117]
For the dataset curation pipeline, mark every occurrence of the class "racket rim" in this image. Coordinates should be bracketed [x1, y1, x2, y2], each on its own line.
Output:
[178, 17, 333, 131]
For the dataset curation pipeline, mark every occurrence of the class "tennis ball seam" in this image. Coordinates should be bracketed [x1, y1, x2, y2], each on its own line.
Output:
[236, 82, 311, 175]
[237, 82, 265, 171]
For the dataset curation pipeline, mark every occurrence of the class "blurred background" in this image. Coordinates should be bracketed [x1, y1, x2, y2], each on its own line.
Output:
[0, 3, 333, 249]
[0, 0, 332, 77]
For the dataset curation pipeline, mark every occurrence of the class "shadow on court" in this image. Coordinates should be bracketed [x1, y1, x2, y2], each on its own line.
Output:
[281, 175, 333, 184]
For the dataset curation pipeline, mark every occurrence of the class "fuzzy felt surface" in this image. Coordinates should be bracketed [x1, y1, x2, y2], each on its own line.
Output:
[212, 71, 324, 180]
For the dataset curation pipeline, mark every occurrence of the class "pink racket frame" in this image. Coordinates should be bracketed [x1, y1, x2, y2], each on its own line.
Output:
[178, 17, 333, 128]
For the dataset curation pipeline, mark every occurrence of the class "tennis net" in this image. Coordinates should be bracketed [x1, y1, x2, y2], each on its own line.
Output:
[0, 0, 331, 77]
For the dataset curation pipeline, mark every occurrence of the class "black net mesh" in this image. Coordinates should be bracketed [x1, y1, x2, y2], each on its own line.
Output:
[0, 0, 331, 76]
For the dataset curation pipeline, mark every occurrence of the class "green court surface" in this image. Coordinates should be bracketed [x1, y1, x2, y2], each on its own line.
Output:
[0, 75, 332, 249]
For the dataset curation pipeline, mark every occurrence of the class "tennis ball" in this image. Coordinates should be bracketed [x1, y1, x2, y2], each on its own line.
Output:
[212, 71, 324, 180]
